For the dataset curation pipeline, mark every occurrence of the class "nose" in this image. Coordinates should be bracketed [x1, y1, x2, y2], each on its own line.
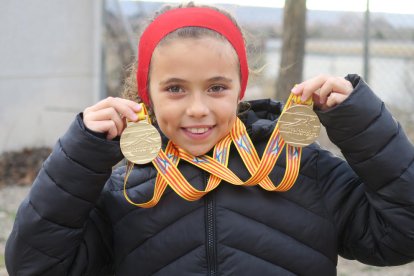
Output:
[186, 92, 209, 118]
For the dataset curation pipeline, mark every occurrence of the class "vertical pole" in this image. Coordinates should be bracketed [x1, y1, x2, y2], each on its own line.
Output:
[93, 0, 106, 102]
[363, 0, 370, 82]
[100, 0, 107, 99]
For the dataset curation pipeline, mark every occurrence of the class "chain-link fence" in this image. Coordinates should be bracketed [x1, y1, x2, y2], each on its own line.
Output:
[251, 7, 414, 151]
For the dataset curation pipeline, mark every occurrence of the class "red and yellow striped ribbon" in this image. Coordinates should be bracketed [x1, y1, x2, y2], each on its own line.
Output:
[124, 93, 311, 208]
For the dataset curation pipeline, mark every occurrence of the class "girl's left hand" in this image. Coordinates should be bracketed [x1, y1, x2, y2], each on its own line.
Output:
[291, 75, 354, 111]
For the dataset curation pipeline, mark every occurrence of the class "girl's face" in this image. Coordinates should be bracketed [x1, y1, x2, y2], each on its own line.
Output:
[149, 37, 241, 156]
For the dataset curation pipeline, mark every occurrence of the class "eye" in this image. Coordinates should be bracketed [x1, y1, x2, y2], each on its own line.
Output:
[208, 85, 226, 93]
[166, 85, 184, 93]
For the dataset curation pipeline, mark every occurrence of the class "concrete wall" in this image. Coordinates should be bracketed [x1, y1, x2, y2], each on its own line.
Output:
[0, 0, 103, 153]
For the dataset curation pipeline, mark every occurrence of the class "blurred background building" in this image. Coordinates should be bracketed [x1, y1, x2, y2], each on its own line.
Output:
[0, 0, 104, 153]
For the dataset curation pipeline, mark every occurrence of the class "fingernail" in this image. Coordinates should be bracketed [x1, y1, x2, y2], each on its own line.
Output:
[131, 113, 138, 121]
[134, 104, 142, 111]
[291, 85, 299, 94]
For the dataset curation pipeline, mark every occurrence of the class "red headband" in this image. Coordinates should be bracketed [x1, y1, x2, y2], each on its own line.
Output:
[137, 7, 249, 106]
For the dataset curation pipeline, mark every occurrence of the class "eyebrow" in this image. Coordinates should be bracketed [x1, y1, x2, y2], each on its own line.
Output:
[159, 76, 233, 86]
[159, 78, 187, 86]
[208, 76, 233, 83]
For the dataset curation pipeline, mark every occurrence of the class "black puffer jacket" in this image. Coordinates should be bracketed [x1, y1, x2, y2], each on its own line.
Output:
[5, 75, 414, 275]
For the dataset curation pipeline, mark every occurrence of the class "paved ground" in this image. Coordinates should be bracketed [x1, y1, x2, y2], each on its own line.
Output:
[1, 185, 413, 275]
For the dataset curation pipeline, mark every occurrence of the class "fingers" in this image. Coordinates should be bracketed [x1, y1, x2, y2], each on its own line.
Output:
[325, 92, 349, 108]
[87, 97, 141, 122]
[84, 107, 125, 136]
[318, 77, 353, 105]
[292, 75, 328, 102]
[85, 120, 119, 140]
[83, 97, 143, 140]
[291, 75, 353, 110]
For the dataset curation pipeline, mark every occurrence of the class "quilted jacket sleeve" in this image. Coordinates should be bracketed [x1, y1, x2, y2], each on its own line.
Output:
[5, 114, 124, 275]
[316, 74, 414, 266]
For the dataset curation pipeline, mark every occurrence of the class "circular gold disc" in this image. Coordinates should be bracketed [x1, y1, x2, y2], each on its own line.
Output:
[120, 121, 162, 164]
[278, 105, 321, 147]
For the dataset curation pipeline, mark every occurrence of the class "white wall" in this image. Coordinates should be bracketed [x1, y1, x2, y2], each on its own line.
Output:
[0, 0, 103, 153]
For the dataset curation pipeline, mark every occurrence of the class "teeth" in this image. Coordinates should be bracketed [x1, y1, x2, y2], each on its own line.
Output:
[187, 127, 209, 134]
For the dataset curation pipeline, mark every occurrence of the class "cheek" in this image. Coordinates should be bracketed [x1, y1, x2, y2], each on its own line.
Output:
[152, 103, 166, 125]
[148, 89, 164, 120]
[216, 101, 238, 128]
[150, 100, 178, 137]
[228, 111, 237, 129]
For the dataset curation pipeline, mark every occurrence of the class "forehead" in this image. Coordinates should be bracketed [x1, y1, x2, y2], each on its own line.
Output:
[151, 37, 239, 75]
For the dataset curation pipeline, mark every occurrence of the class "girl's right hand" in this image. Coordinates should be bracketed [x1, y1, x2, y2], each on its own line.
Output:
[83, 97, 142, 140]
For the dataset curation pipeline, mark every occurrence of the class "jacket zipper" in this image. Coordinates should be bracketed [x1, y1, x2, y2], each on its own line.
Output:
[204, 172, 217, 276]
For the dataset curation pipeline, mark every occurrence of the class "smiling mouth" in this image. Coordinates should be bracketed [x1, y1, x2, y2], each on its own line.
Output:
[185, 127, 211, 134]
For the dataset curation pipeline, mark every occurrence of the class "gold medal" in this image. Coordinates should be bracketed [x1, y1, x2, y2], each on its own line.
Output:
[278, 105, 320, 147]
[120, 118, 161, 164]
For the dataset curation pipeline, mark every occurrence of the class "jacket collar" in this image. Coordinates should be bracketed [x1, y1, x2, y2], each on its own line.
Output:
[238, 99, 283, 143]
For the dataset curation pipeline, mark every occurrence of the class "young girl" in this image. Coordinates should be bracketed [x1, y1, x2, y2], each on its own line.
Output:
[5, 3, 414, 276]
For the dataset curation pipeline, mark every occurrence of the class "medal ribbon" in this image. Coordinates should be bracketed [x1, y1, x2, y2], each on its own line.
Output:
[124, 93, 312, 208]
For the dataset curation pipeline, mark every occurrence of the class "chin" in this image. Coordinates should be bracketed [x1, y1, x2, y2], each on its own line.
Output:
[184, 146, 211, 157]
